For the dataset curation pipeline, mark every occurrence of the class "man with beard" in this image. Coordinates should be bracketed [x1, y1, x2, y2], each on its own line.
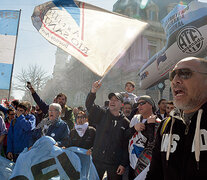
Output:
[123, 102, 133, 120]
[28, 85, 75, 130]
[146, 57, 207, 180]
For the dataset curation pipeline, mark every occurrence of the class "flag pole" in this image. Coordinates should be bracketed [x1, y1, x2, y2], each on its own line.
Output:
[98, 56, 122, 84]
[98, 67, 112, 84]
[8, 9, 21, 101]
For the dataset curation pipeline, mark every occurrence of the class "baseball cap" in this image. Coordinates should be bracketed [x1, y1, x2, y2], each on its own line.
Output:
[138, 95, 156, 113]
[108, 92, 123, 102]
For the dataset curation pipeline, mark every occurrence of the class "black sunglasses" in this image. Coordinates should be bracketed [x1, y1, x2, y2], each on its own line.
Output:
[169, 68, 207, 81]
[137, 101, 147, 106]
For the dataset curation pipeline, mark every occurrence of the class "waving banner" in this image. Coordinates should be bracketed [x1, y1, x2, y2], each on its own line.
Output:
[0, 156, 14, 180]
[139, 1, 207, 89]
[31, 0, 148, 77]
[0, 10, 20, 90]
[9, 136, 99, 180]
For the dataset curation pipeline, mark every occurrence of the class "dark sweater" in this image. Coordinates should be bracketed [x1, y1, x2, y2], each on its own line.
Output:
[67, 126, 96, 150]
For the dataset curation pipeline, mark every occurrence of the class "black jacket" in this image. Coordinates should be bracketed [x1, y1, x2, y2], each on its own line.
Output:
[67, 126, 96, 150]
[146, 102, 207, 180]
[156, 109, 167, 120]
[86, 92, 130, 167]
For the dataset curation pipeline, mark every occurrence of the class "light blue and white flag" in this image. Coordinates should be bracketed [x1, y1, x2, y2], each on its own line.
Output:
[9, 136, 99, 180]
[32, 0, 148, 77]
[0, 10, 20, 90]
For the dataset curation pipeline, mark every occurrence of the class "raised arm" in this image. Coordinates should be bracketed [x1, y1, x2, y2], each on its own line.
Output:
[28, 84, 49, 114]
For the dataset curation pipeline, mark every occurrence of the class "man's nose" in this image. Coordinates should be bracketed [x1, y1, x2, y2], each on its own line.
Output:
[171, 73, 182, 85]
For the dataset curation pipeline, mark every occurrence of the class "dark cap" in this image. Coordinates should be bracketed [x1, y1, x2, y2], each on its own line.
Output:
[139, 95, 156, 113]
[108, 92, 123, 102]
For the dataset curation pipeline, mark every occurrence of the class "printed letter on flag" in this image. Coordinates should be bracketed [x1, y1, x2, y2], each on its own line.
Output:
[0, 10, 20, 90]
[32, 0, 148, 76]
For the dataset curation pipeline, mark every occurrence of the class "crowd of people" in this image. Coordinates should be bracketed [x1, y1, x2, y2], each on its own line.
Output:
[0, 57, 206, 180]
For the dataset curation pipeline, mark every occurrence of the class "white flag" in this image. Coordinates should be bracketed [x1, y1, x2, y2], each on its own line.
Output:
[32, 0, 148, 76]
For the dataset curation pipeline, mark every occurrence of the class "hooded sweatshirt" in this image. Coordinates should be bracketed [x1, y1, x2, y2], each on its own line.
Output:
[146, 102, 207, 180]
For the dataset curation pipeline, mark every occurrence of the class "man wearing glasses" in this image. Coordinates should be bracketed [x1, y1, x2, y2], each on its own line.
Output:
[29, 103, 70, 148]
[146, 57, 207, 180]
[128, 95, 160, 179]
[28, 84, 75, 130]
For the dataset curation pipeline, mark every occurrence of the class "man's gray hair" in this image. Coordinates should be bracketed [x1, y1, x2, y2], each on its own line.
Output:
[49, 103, 62, 112]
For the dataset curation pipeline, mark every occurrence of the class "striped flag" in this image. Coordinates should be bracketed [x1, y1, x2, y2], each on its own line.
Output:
[32, 0, 148, 77]
[0, 10, 20, 90]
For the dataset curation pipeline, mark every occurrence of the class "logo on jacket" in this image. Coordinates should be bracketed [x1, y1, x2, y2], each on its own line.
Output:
[192, 129, 207, 152]
[161, 133, 180, 153]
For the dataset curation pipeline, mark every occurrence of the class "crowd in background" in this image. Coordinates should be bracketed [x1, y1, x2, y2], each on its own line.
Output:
[0, 57, 207, 180]
[0, 78, 174, 180]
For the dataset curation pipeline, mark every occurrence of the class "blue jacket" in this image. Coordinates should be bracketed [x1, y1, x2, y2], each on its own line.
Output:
[30, 118, 70, 147]
[7, 114, 36, 154]
[32, 92, 75, 130]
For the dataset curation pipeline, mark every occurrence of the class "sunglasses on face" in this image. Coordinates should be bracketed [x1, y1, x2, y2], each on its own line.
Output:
[169, 68, 207, 81]
[137, 101, 147, 106]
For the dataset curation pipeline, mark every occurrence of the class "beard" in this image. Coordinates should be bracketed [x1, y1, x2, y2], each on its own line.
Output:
[174, 91, 206, 111]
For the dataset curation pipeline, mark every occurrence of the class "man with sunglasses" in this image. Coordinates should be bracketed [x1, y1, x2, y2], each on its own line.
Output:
[128, 95, 160, 179]
[146, 57, 207, 180]
[86, 80, 130, 180]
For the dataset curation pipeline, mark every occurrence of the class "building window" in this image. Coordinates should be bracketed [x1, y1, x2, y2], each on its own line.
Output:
[149, 10, 156, 21]
[148, 44, 156, 59]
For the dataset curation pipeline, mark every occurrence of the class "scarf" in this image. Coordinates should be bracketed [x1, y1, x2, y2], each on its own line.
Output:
[75, 122, 89, 137]
[36, 117, 59, 136]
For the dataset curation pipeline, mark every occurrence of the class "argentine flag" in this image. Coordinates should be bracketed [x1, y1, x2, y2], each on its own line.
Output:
[0, 10, 20, 90]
